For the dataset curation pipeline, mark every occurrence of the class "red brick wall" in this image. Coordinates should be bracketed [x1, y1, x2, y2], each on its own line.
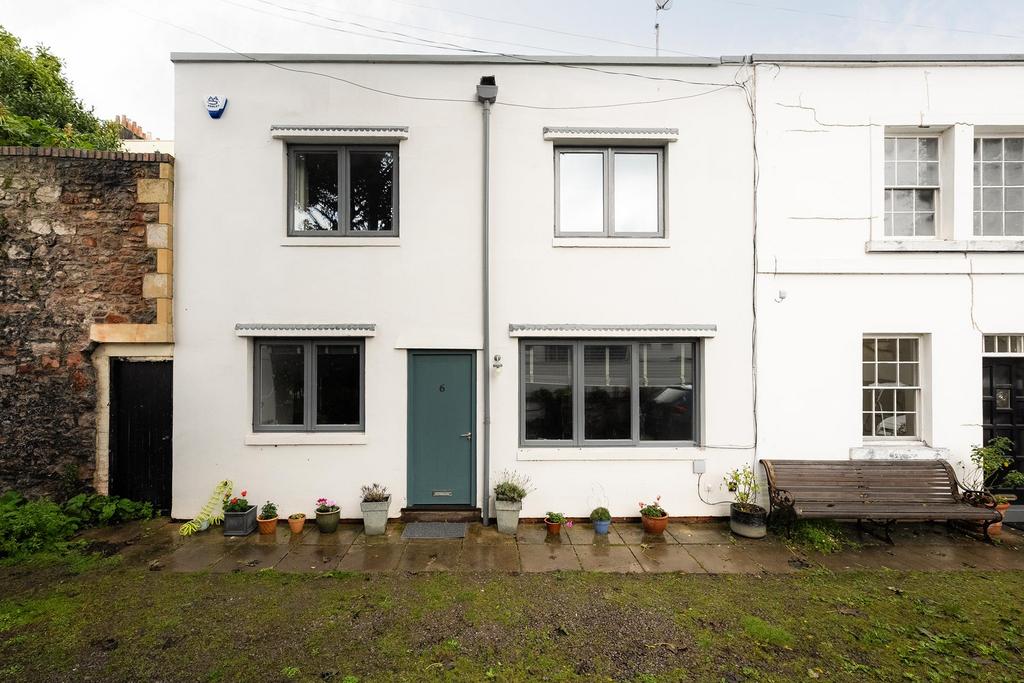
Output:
[0, 148, 172, 496]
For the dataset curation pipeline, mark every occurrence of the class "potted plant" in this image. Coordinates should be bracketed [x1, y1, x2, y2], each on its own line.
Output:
[544, 512, 571, 535]
[725, 465, 767, 538]
[180, 480, 233, 536]
[965, 437, 1024, 535]
[222, 487, 257, 536]
[639, 496, 669, 535]
[287, 512, 306, 535]
[590, 506, 612, 535]
[494, 470, 532, 535]
[315, 497, 340, 534]
[257, 500, 278, 535]
[360, 483, 391, 536]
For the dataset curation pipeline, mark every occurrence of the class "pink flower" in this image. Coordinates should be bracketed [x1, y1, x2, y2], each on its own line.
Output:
[565, 520, 574, 529]
[241, 489, 247, 497]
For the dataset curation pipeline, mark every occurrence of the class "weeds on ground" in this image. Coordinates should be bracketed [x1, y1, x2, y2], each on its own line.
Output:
[772, 518, 858, 554]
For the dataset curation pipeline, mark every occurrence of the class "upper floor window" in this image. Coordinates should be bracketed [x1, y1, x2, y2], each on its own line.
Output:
[862, 336, 920, 439]
[288, 145, 397, 237]
[521, 339, 696, 446]
[974, 137, 1024, 237]
[884, 136, 938, 238]
[555, 147, 664, 237]
[254, 338, 364, 432]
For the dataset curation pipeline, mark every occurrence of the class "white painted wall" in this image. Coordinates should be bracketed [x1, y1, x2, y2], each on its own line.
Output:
[172, 58, 756, 520]
[754, 62, 1024, 485]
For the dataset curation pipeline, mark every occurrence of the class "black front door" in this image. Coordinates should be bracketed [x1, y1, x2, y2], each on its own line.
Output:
[109, 359, 172, 511]
[982, 357, 1024, 502]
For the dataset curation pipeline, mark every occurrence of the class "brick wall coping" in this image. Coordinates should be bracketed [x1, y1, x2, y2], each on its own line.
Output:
[0, 146, 173, 163]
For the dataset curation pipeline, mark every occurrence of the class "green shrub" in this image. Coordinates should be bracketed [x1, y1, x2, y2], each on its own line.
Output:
[590, 506, 611, 522]
[0, 492, 80, 558]
[1, 491, 153, 559]
[62, 493, 152, 527]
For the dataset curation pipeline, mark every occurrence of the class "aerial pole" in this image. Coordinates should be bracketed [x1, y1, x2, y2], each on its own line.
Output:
[655, 0, 673, 56]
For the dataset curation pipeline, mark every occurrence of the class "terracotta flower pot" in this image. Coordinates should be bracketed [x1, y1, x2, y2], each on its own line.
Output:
[990, 502, 1011, 536]
[544, 518, 563, 535]
[287, 516, 305, 534]
[641, 513, 669, 535]
[257, 516, 278, 535]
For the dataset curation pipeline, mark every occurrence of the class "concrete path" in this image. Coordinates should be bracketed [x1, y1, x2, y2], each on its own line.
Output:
[82, 517, 1024, 574]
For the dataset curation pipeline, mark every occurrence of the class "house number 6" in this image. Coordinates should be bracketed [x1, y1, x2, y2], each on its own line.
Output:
[439, 384, 446, 392]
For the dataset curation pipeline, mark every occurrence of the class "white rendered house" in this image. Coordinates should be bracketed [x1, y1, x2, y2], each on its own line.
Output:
[170, 53, 1024, 522]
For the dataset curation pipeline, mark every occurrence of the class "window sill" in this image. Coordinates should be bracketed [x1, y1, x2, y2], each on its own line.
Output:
[866, 239, 1024, 253]
[518, 446, 700, 461]
[850, 444, 950, 461]
[552, 237, 669, 248]
[280, 237, 400, 247]
[245, 432, 368, 446]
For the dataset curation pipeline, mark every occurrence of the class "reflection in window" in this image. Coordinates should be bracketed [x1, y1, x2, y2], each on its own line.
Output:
[523, 344, 574, 441]
[350, 150, 395, 232]
[292, 151, 339, 232]
[862, 336, 921, 438]
[584, 344, 632, 440]
[556, 147, 663, 236]
[258, 344, 305, 426]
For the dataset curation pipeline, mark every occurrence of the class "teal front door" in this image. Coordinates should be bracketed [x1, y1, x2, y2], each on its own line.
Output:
[408, 351, 475, 506]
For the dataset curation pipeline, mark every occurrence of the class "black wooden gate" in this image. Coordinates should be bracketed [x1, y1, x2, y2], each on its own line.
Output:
[109, 359, 172, 511]
[982, 356, 1024, 502]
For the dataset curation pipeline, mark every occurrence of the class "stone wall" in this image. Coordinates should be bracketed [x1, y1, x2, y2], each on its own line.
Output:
[0, 148, 173, 496]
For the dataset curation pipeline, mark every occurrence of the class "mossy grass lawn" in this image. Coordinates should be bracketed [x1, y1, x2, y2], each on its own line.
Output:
[1, 557, 1023, 682]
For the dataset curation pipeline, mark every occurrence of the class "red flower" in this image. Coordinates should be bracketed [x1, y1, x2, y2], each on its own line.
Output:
[241, 490, 247, 497]
[231, 498, 238, 504]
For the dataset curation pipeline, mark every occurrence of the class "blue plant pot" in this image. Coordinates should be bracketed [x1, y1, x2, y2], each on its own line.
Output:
[593, 519, 611, 535]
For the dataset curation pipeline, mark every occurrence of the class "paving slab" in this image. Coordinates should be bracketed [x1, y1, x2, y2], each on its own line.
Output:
[300, 525, 361, 546]
[274, 544, 343, 572]
[615, 523, 676, 545]
[564, 523, 624, 546]
[209, 542, 291, 573]
[633, 545, 706, 573]
[666, 523, 730, 544]
[465, 523, 517, 545]
[519, 544, 581, 572]
[398, 542, 462, 572]
[352, 523, 406, 545]
[515, 524, 569, 545]
[336, 544, 404, 572]
[742, 544, 806, 573]
[248, 525, 294, 545]
[816, 546, 919, 572]
[160, 543, 231, 572]
[573, 545, 643, 573]
[686, 544, 766, 574]
[459, 544, 521, 572]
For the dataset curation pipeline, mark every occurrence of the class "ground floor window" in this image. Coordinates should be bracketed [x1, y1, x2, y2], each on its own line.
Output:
[253, 339, 364, 431]
[521, 339, 697, 446]
[862, 336, 920, 439]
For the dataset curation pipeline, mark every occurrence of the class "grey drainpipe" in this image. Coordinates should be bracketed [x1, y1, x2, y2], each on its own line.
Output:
[476, 76, 497, 524]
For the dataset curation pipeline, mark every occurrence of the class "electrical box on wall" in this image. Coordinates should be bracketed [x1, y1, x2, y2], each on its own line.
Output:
[692, 460, 706, 474]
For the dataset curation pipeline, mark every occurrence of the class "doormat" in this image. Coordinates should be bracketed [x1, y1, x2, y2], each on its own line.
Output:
[401, 522, 467, 539]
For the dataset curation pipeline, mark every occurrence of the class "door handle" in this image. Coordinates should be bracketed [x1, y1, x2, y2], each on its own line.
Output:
[460, 432, 473, 439]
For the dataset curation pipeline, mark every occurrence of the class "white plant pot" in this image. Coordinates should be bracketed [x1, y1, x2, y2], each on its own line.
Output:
[360, 495, 391, 536]
[494, 499, 522, 535]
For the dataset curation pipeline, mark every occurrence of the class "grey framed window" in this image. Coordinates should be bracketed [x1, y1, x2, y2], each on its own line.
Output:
[884, 136, 939, 237]
[554, 147, 665, 237]
[974, 137, 1024, 237]
[253, 338, 364, 432]
[520, 339, 697, 446]
[288, 145, 398, 236]
[862, 336, 920, 440]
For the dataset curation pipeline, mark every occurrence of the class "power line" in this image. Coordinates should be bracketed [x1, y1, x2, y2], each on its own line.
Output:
[253, 0, 586, 56]
[132, 10, 743, 111]
[375, 0, 716, 59]
[226, 0, 740, 90]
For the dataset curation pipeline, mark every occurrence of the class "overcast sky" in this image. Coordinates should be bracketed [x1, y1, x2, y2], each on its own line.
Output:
[4, 0, 1024, 139]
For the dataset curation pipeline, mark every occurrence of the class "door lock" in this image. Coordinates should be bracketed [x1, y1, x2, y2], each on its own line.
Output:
[460, 432, 473, 439]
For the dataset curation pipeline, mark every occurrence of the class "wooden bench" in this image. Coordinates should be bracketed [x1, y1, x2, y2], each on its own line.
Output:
[760, 459, 1002, 542]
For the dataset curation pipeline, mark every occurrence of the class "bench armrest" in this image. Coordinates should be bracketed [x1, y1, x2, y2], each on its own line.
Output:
[960, 488, 998, 509]
[768, 486, 795, 509]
